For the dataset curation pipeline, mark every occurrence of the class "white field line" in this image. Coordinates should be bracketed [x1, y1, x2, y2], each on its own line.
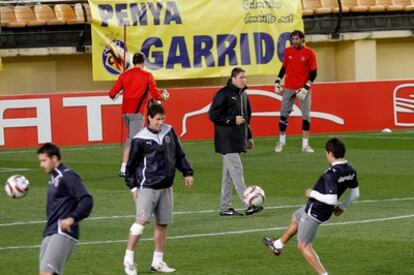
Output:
[0, 167, 31, 173]
[1, 197, 413, 228]
[1, 213, 413, 251]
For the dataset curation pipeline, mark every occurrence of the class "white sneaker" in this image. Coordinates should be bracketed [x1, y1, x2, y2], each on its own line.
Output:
[150, 261, 176, 273]
[274, 142, 285, 153]
[301, 145, 314, 153]
[124, 260, 137, 275]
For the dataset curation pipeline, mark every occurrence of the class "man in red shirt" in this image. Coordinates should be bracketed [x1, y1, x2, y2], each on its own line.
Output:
[109, 52, 169, 177]
[274, 30, 318, 153]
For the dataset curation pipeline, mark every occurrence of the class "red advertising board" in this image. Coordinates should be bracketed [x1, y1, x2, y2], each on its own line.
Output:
[0, 80, 413, 148]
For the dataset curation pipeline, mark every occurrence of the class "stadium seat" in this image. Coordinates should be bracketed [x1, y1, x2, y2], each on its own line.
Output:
[358, 0, 386, 12]
[0, 6, 26, 28]
[376, 0, 404, 11]
[54, 4, 83, 24]
[321, 0, 350, 13]
[341, 0, 369, 12]
[14, 5, 45, 27]
[391, 0, 414, 10]
[302, 0, 332, 16]
[74, 3, 91, 23]
[34, 4, 65, 25]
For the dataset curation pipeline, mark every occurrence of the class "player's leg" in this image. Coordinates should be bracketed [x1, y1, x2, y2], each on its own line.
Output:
[225, 153, 262, 215]
[299, 91, 314, 153]
[151, 188, 175, 273]
[296, 210, 326, 274]
[263, 206, 303, 255]
[39, 234, 76, 275]
[124, 188, 153, 275]
[120, 114, 144, 176]
[297, 242, 327, 274]
[219, 154, 243, 216]
[275, 90, 295, 152]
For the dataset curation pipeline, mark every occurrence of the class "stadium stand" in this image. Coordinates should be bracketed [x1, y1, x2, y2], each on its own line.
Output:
[301, 0, 332, 16]
[0, 6, 25, 28]
[14, 5, 45, 26]
[54, 3, 83, 24]
[34, 4, 65, 25]
[74, 3, 91, 23]
[0, 0, 413, 49]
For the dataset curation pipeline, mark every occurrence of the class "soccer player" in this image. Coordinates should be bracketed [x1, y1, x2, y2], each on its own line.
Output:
[263, 138, 360, 275]
[37, 143, 94, 275]
[108, 51, 169, 177]
[208, 67, 262, 216]
[274, 30, 318, 153]
[123, 103, 194, 275]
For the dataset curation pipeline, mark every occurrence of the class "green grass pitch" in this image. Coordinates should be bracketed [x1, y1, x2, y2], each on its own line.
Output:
[1, 130, 413, 274]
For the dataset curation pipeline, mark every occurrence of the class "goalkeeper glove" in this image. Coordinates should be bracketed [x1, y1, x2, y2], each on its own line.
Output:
[274, 78, 283, 95]
[295, 84, 311, 100]
[162, 89, 170, 101]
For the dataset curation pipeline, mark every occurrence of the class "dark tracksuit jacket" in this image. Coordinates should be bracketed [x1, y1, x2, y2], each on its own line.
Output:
[125, 124, 193, 190]
[44, 164, 93, 241]
[208, 83, 252, 154]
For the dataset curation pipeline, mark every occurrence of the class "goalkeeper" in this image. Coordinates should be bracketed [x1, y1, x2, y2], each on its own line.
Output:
[273, 30, 318, 153]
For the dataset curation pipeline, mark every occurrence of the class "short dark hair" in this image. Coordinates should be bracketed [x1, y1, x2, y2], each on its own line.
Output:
[325, 138, 346, 158]
[227, 67, 246, 85]
[147, 103, 165, 118]
[291, 30, 305, 39]
[133, 52, 146, 65]
[37, 142, 61, 160]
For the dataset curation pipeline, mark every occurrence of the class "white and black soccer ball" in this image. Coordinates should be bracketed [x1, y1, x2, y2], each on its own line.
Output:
[243, 185, 265, 207]
[4, 175, 30, 199]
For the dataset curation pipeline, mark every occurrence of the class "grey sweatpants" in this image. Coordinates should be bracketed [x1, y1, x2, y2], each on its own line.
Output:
[220, 153, 248, 211]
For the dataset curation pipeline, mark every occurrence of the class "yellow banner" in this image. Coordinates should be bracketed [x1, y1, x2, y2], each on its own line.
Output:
[89, 0, 303, 81]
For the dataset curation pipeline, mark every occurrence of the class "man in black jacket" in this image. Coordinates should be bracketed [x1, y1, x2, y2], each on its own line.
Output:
[37, 143, 93, 275]
[123, 103, 193, 275]
[209, 67, 262, 217]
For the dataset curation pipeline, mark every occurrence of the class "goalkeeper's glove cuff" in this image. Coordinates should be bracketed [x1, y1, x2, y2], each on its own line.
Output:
[304, 83, 311, 90]
[275, 77, 281, 84]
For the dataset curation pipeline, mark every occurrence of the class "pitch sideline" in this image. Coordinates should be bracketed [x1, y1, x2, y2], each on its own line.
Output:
[1, 196, 413, 228]
[1, 213, 413, 250]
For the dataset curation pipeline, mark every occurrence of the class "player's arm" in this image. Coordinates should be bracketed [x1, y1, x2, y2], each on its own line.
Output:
[125, 138, 143, 191]
[335, 186, 360, 214]
[295, 69, 317, 100]
[208, 91, 236, 126]
[306, 188, 337, 205]
[61, 173, 94, 231]
[148, 74, 169, 101]
[171, 129, 194, 188]
[171, 129, 194, 176]
[274, 67, 285, 94]
[108, 75, 124, 99]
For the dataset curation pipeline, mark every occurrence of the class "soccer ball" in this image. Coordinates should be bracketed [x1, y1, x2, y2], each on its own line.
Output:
[4, 175, 30, 199]
[243, 185, 265, 207]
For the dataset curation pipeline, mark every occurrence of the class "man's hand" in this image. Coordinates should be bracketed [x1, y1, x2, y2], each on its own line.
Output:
[131, 187, 138, 200]
[247, 139, 254, 150]
[296, 84, 310, 101]
[60, 217, 75, 232]
[184, 176, 193, 188]
[334, 206, 344, 216]
[162, 89, 170, 101]
[305, 188, 313, 198]
[274, 83, 283, 95]
[235, 116, 245, 125]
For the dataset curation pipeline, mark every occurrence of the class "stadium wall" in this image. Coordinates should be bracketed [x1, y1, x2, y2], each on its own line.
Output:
[0, 80, 413, 148]
[0, 38, 413, 95]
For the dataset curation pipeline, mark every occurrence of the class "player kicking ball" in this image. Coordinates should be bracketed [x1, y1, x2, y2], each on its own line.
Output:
[263, 138, 360, 275]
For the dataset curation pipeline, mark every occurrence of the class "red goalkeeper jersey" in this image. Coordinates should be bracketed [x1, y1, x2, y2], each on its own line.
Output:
[109, 67, 162, 114]
[282, 46, 317, 90]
